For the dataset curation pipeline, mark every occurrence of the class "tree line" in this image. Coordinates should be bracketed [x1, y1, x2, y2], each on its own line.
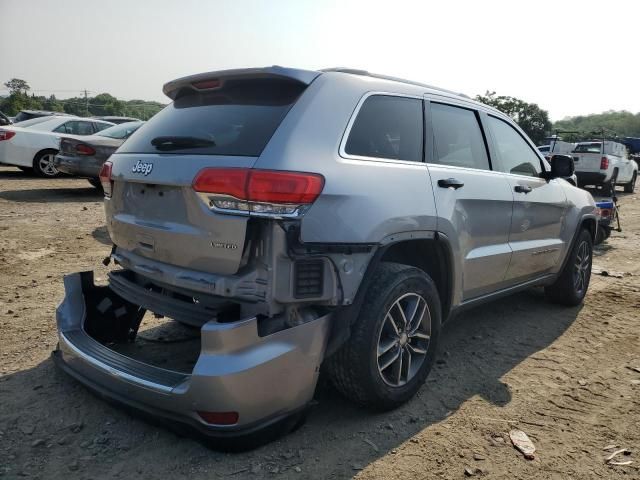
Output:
[1, 78, 165, 120]
[3, 78, 638, 143]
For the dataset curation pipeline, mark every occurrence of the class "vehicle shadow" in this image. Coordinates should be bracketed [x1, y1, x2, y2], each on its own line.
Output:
[0, 187, 102, 203]
[0, 288, 582, 478]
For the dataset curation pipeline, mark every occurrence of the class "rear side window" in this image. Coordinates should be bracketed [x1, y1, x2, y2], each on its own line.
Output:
[487, 116, 542, 177]
[344, 95, 423, 162]
[118, 78, 307, 156]
[430, 103, 490, 170]
[53, 120, 95, 135]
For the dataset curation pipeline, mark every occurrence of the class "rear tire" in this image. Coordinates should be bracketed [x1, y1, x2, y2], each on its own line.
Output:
[33, 150, 61, 178]
[545, 229, 593, 306]
[624, 172, 636, 193]
[326, 262, 441, 410]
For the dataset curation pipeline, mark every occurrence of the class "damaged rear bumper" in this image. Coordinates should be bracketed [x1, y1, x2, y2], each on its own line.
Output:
[54, 271, 330, 445]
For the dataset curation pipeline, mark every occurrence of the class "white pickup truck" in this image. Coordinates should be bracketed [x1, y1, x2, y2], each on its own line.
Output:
[573, 141, 638, 193]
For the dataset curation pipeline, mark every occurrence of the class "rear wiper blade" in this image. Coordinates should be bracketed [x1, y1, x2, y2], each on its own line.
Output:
[151, 136, 216, 151]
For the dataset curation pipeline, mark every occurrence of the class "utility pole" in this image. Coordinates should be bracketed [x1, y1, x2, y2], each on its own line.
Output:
[84, 89, 89, 116]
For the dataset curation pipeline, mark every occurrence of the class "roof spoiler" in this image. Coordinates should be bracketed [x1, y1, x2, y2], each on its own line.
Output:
[162, 66, 321, 100]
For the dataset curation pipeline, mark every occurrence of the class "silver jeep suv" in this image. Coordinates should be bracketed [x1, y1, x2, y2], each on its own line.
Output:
[54, 66, 596, 447]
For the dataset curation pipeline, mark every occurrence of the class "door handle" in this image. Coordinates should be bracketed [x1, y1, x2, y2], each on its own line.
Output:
[514, 185, 532, 194]
[438, 178, 464, 189]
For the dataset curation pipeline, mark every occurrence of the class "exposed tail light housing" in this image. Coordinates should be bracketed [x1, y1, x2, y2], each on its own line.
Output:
[193, 168, 324, 217]
[0, 130, 16, 141]
[99, 161, 113, 198]
[600, 157, 609, 170]
[75, 143, 96, 156]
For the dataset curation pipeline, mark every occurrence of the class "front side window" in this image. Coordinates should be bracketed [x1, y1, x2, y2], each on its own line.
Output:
[344, 95, 423, 162]
[487, 116, 542, 177]
[430, 103, 490, 170]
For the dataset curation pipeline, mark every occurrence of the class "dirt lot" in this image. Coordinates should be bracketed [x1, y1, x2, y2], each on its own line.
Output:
[1, 166, 639, 479]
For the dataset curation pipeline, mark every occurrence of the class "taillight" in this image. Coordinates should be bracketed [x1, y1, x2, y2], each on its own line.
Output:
[75, 143, 96, 156]
[197, 411, 238, 425]
[99, 161, 113, 198]
[600, 157, 609, 169]
[193, 168, 324, 217]
[0, 130, 16, 141]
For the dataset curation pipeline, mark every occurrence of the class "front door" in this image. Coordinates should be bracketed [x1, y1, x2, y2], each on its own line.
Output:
[425, 100, 514, 301]
[483, 114, 568, 282]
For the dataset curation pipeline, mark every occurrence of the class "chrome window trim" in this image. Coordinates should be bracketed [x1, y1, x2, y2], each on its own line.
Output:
[339, 91, 425, 165]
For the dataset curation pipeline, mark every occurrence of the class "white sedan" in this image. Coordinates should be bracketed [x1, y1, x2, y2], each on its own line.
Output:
[0, 116, 114, 177]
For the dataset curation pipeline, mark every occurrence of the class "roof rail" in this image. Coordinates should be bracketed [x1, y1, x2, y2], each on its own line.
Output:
[321, 67, 470, 98]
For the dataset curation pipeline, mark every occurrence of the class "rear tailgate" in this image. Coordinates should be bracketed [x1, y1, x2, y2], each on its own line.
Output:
[573, 142, 603, 173]
[106, 71, 315, 276]
[573, 152, 602, 172]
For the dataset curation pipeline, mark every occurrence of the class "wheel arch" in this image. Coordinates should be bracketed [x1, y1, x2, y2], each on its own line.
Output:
[377, 237, 453, 322]
[324, 233, 454, 358]
[33, 147, 59, 162]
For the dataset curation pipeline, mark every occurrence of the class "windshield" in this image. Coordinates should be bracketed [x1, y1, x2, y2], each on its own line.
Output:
[118, 77, 307, 156]
[573, 143, 602, 154]
[97, 121, 143, 139]
[13, 116, 55, 128]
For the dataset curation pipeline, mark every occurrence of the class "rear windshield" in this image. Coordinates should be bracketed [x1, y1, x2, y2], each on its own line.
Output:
[573, 143, 602, 154]
[13, 116, 54, 128]
[97, 121, 143, 139]
[119, 78, 307, 156]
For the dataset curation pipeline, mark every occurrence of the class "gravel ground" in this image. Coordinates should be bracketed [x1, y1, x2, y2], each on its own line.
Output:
[1, 166, 639, 479]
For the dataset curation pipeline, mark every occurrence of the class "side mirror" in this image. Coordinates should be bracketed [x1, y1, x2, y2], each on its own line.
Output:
[544, 154, 575, 180]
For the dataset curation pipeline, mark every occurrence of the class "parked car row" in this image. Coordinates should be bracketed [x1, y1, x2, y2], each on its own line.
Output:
[0, 111, 143, 181]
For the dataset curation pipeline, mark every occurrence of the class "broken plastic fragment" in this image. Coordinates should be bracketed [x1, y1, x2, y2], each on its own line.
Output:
[509, 429, 535, 460]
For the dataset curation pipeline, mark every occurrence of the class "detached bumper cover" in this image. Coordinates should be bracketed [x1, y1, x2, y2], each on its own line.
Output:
[54, 272, 330, 438]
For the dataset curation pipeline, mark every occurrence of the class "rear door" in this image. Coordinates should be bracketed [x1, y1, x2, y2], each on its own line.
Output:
[106, 75, 310, 275]
[484, 114, 568, 282]
[425, 98, 514, 300]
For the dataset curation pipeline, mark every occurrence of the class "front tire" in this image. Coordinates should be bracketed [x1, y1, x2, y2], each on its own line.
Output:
[326, 262, 441, 410]
[545, 229, 593, 306]
[624, 172, 637, 193]
[33, 150, 61, 178]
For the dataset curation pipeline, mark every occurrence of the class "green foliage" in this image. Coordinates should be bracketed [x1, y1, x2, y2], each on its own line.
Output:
[474, 91, 552, 145]
[553, 111, 640, 138]
[4, 78, 30, 95]
[0, 79, 165, 120]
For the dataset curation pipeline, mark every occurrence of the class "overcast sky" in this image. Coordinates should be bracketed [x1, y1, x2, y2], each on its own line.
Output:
[1, 0, 638, 121]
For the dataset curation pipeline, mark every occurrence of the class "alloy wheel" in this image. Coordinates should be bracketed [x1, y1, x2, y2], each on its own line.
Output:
[38, 153, 58, 177]
[573, 240, 591, 296]
[376, 292, 431, 387]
